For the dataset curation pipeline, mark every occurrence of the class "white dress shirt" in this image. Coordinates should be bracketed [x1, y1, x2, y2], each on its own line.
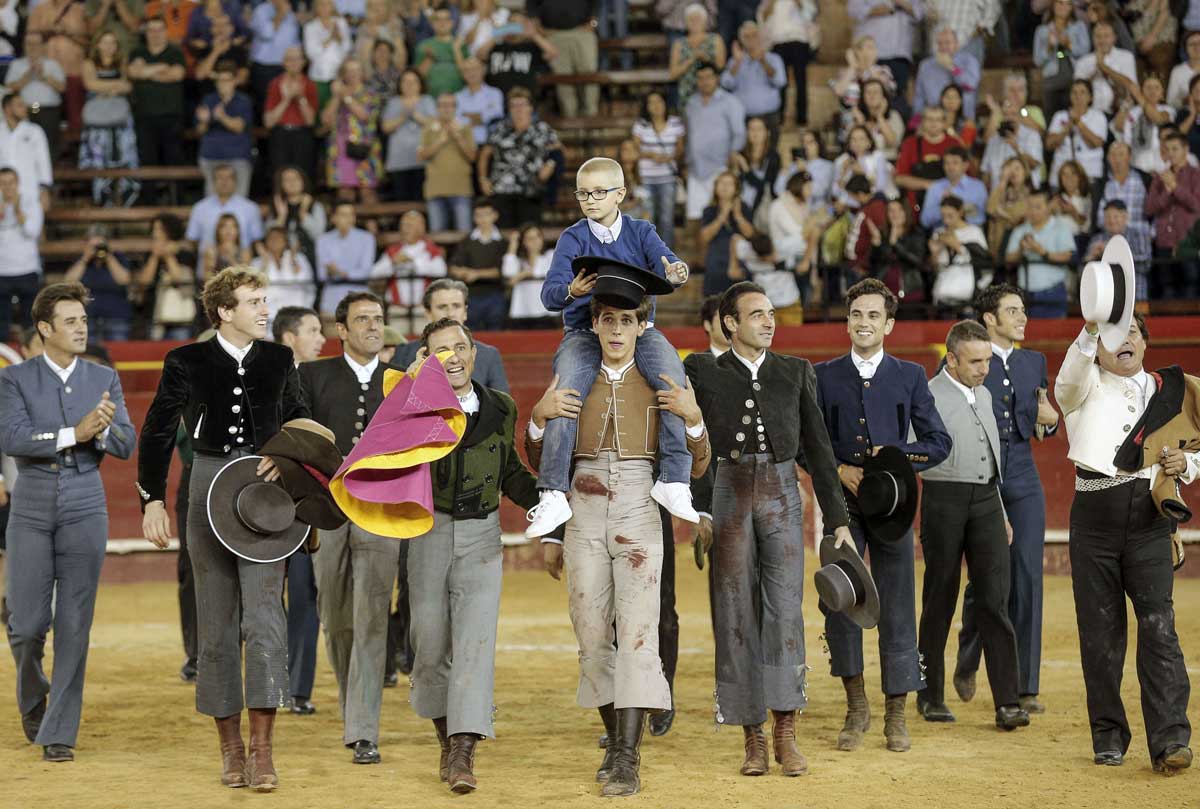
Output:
[732, 348, 767, 380]
[852, 348, 884, 380]
[45, 353, 81, 450]
[941, 367, 978, 406]
[343, 352, 379, 384]
[991, 342, 1014, 366]
[216, 331, 253, 365]
[587, 215, 624, 245]
[458, 388, 480, 415]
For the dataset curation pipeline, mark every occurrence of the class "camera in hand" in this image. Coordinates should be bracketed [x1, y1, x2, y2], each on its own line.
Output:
[998, 120, 1016, 138]
[95, 242, 109, 260]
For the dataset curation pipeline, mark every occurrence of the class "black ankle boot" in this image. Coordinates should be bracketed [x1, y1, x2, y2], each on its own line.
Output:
[601, 708, 645, 797]
[596, 703, 618, 782]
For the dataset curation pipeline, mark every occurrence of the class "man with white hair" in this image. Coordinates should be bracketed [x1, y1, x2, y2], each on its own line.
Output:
[1071, 21, 1138, 116]
[912, 26, 980, 122]
[924, 0, 999, 67]
[719, 21, 786, 126]
[848, 0, 924, 99]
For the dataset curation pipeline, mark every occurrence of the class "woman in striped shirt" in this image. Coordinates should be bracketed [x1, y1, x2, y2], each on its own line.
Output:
[630, 90, 686, 249]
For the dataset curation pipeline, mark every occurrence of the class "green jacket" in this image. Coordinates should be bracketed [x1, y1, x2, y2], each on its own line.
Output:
[432, 382, 539, 519]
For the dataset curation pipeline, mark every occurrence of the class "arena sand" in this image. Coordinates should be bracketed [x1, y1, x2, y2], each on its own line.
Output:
[0, 548, 1196, 809]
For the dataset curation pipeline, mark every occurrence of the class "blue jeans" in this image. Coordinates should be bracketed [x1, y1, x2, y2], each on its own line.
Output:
[598, 0, 631, 70]
[427, 196, 472, 234]
[91, 318, 131, 342]
[466, 289, 507, 331]
[538, 327, 689, 492]
[646, 181, 676, 250]
[1026, 283, 1067, 319]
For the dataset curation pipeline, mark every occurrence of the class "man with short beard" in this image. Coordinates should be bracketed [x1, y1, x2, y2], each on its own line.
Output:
[1, 282, 135, 762]
[139, 267, 308, 791]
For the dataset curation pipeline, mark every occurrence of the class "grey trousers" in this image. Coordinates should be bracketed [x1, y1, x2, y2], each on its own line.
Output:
[564, 453, 671, 712]
[711, 454, 808, 726]
[188, 453, 289, 717]
[6, 466, 107, 747]
[313, 520, 400, 745]
[408, 510, 503, 738]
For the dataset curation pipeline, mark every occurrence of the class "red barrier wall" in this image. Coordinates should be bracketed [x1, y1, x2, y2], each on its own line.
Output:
[76, 317, 1200, 539]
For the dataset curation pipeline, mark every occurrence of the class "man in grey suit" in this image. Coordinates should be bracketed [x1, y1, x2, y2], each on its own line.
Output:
[917, 320, 1028, 732]
[0, 282, 135, 762]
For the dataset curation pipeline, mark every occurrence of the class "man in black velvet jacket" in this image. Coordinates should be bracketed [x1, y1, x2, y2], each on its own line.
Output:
[139, 267, 308, 792]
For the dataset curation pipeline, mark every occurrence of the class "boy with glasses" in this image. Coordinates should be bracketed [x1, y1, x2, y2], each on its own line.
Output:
[526, 157, 697, 538]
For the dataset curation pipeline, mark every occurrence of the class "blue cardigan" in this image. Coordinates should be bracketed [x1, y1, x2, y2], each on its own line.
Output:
[541, 215, 682, 330]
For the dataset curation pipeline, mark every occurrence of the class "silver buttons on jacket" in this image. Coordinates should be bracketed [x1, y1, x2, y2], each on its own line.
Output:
[745, 399, 754, 408]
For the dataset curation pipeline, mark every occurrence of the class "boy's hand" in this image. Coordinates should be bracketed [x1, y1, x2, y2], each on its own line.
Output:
[662, 255, 689, 284]
[568, 271, 598, 298]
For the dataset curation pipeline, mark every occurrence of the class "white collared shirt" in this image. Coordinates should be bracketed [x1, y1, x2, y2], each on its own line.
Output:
[601, 358, 636, 382]
[991, 342, 1014, 366]
[343, 352, 379, 385]
[852, 348, 884, 380]
[469, 226, 503, 244]
[732, 348, 767, 380]
[587, 214, 624, 245]
[44, 353, 108, 451]
[941, 367, 977, 406]
[710, 345, 726, 357]
[216, 331, 253, 365]
[458, 388, 480, 415]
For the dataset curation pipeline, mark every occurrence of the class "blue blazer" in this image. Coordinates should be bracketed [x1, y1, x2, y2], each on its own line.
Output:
[983, 349, 1056, 444]
[814, 352, 951, 472]
[0, 356, 135, 471]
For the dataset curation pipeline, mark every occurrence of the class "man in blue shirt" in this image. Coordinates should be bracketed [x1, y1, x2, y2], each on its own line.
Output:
[719, 21, 787, 126]
[315, 202, 377, 315]
[912, 27, 980, 121]
[249, 0, 301, 115]
[454, 58, 504, 146]
[685, 62, 746, 221]
[1004, 189, 1075, 318]
[185, 164, 264, 277]
[920, 146, 987, 230]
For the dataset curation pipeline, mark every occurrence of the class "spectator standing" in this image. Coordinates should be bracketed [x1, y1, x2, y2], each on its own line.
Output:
[502, 222, 554, 323]
[477, 87, 562, 227]
[371, 208, 448, 311]
[64, 232, 134, 340]
[631, 90, 686, 249]
[249, 0, 302, 116]
[929, 195, 988, 315]
[833, 123, 895, 209]
[758, 0, 819, 127]
[366, 40, 403, 99]
[28, 0, 89, 133]
[254, 225, 317, 317]
[1072, 21, 1138, 117]
[459, 0, 511, 58]
[775, 127, 834, 206]
[698, 170, 754, 295]
[268, 165, 328, 268]
[980, 87, 1046, 188]
[616, 137, 652, 221]
[716, 0, 757, 46]
[684, 62, 745, 221]
[656, 0, 717, 50]
[1118, 0, 1176, 84]
[136, 212, 196, 339]
[202, 212, 252, 281]
[1050, 160, 1092, 236]
[1145, 131, 1200, 299]
[856, 78, 905, 160]
[0, 95, 54, 211]
[1114, 73, 1174, 175]
[912, 27, 980, 122]
[1177, 73, 1200, 162]
[448, 198, 507, 330]
[86, 0, 147, 58]
[868, 197, 929, 306]
[0, 168, 43, 339]
[1167, 30, 1200, 109]
[79, 30, 140, 207]
[316, 201, 377, 314]
[454, 57, 504, 147]
[668, 3, 727, 112]
[720, 21, 787, 127]
[848, 0, 923, 103]
[477, 10, 556, 101]
[734, 117, 780, 224]
[382, 68, 436, 201]
[1088, 199, 1150, 299]
[355, 0, 409, 68]
[938, 84, 976, 147]
[414, 4, 468, 97]
[264, 46, 320, 178]
[304, 0, 353, 107]
[1096, 140, 1152, 265]
[184, 163, 264, 271]
[894, 106, 962, 212]
[1033, 0, 1091, 116]
[196, 60, 254, 198]
[144, 0, 197, 48]
[528, 0, 599, 118]
[768, 171, 827, 305]
[832, 36, 898, 133]
[1184, 0, 1200, 61]
[923, 0, 998, 66]
[417, 93, 476, 233]
[844, 174, 890, 282]
[128, 16, 186, 202]
[5, 32, 66, 161]
[985, 157, 1032, 259]
[729, 232, 802, 321]
[1045, 79, 1107, 185]
[1004, 188, 1075, 317]
[919, 145, 988, 230]
[323, 57, 384, 203]
[193, 12, 249, 97]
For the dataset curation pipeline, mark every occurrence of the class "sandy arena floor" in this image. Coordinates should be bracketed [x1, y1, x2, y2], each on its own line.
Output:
[0, 548, 1196, 809]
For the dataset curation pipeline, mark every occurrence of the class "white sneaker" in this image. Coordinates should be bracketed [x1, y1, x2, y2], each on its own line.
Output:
[525, 490, 573, 538]
[651, 481, 699, 524]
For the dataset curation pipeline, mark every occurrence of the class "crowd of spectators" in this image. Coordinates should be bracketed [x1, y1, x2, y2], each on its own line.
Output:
[0, 0, 1199, 341]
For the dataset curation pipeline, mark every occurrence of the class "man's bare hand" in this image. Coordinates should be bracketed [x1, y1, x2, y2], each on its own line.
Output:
[543, 542, 564, 580]
[1006, 520, 1014, 546]
[656, 375, 702, 428]
[832, 525, 855, 550]
[532, 374, 582, 428]
[143, 501, 171, 549]
[838, 464, 865, 495]
[257, 456, 281, 482]
[406, 345, 429, 375]
[1036, 389, 1059, 428]
[76, 392, 116, 442]
[1162, 446, 1189, 477]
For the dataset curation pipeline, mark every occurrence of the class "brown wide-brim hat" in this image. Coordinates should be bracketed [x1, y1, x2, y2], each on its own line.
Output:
[260, 420, 347, 531]
[814, 536, 880, 629]
[207, 456, 311, 563]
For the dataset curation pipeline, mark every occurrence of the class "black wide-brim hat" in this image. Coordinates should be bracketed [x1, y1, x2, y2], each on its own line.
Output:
[572, 255, 674, 310]
[208, 456, 311, 563]
[260, 421, 347, 531]
[857, 445, 918, 543]
[814, 535, 880, 629]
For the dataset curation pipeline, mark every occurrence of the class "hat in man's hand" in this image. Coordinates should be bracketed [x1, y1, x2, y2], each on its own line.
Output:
[260, 419, 347, 532]
[207, 456, 311, 563]
[814, 535, 880, 629]
[572, 255, 674, 310]
[857, 446, 919, 543]
[1079, 235, 1136, 353]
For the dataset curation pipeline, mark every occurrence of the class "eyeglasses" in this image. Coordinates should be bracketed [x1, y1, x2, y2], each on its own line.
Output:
[573, 187, 623, 201]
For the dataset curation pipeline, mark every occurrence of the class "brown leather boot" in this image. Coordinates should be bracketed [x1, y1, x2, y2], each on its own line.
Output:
[884, 695, 911, 753]
[837, 674, 871, 751]
[740, 724, 768, 776]
[214, 714, 247, 788]
[433, 717, 450, 782]
[245, 708, 278, 792]
[447, 733, 479, 794]
[771, 710, 808, 776]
